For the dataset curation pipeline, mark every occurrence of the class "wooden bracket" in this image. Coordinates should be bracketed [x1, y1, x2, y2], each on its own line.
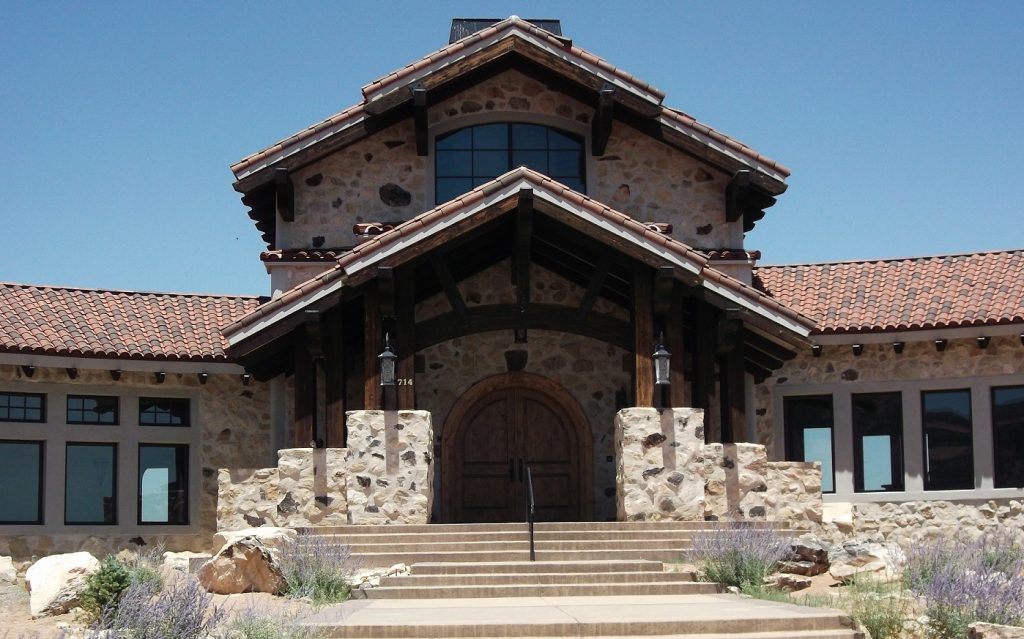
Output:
[577, 252, 611, 319]
[716, 308, 743, 354]
[654, 266, 676, 316]
[514, 190, 534, 318]
[275, 168, 294, 222]
[726, 170, 776, 232]
[430, 252, 467, 318]
[592, 83, 615, 156]
[411, 83, 428, 156]
[377, 266, 396, 318]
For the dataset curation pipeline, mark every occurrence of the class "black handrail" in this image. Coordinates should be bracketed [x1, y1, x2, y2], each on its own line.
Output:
[525, 464, 536, 561]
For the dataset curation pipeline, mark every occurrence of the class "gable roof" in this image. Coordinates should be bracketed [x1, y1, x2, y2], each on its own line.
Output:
[0, 283, 264, 362]
[223, 167, 815, 349]
[231, 16, 789, 193]
[755, 249, 1024, 335]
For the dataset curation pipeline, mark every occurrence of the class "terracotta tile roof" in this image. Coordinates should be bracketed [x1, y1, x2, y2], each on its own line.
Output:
[223, 167, 815, 341]
[702, 249, 762, 261]
[260, 249, 348, 263]
[0, 283, 265, 362]
[755, 249, 1024, 334]
[661, 107, 791, 178]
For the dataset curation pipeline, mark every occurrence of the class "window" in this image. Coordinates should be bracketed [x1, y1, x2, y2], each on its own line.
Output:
[784, 395, 835, 493]
[435, 123, 585, 203]
[67, 395, 118, 425]
[138, 444, 189, 524]
[0, 440, 44, 524]
[65, 443, 117, 524]
[992, 386, 1024, 488]
[922, 389, 973, 490]
[852, 392, 904, 492]
[0, 391, 45, 422]
[139, 397, 190, 427]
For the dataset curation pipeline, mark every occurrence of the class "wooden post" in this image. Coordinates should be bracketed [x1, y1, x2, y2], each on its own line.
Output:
[396, 269, 416, 409]
[667, 290, 687, 408]
[292, 327, 315, 448]
[363, 286, 381, 410]
[632, 266, 654, 407]
[324, 308, 346, 447]
[692, 301, 716, 415]
[718, 314, 746, 444]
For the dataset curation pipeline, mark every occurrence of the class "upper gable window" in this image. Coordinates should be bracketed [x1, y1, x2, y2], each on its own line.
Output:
[435, 123, 585, 204]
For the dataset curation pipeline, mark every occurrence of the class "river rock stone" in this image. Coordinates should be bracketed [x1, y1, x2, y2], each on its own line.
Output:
[213, 527, 296, 555]
[25, 551, 100, 617]
[828, 539, 904, 582]
[197, 537, 285, 595]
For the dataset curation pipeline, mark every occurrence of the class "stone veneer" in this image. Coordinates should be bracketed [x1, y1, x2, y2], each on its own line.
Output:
[0, 365, 271, 560]
[217, 410, 433, 529]
[702, 443, 768, 521]
[764, 461, 823, 525]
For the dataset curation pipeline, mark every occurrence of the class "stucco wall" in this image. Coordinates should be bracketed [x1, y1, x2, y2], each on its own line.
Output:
[0, 364, 271, 560]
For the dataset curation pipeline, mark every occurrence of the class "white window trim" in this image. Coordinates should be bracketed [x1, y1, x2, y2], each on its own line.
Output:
[772, 372, 1024, 503]
[0, 381, 201, 535]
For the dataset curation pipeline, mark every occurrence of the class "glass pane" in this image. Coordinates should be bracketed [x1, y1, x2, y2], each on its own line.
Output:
[548, 129, 582, 150]
[139, 397, 190, 427]
[67, 395, 118, 425]
[852, 392, 903, 492]
[139, 445, 188, 524]
[436, 178, 473, 203]
[472, 123, 508, 149]
[549, 150, 583, 177]
[922, 389, 973, 490]
[0, 392, 45, 422]
[993, 386, 1024, 488]
[511, 123, 547, 149]
[435, 150, 472, 177]
[472, 150, 508, 177]
[861, 435, 893, 491]
[436, 128, 472, 150]
[803, 428, 834, 493]
[511, 150, 547, 173]
[65, 444, 116, 524]
[0, 441, 43, 523]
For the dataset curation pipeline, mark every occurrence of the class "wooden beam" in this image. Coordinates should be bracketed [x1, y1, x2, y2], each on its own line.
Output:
[654, 266, 675, 316]
[411, 83, 428, 156]
[666, 285, 687, 408]
[692, 301, 716, 411]
[633, 265, 654, 407]
[515, 189, 533, 338]
[716, 308, 744, 354]
[396, 269, 417, 409]
[719, 340, 747, 444]
[293, 327, 315, 448]
[323, 308, 346, 447]
[576, 251, 611, 319]
[378, 267, 395, 318]
[275, 168, 294, 222]
[592, 83, 615, 156]
[430, 252, 467, 318]
[363, 287, 382, 409]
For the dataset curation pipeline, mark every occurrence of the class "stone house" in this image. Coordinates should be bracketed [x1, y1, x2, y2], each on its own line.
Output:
[1, 17, 1021, 559]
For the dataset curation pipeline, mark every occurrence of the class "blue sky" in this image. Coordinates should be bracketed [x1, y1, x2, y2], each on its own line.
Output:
[2, 2, 1022, 295]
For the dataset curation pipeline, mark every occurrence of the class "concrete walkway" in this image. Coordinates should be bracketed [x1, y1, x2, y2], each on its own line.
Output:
[299, 593, 859, 637]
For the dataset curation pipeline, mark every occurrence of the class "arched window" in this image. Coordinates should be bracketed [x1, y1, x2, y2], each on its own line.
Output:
[435, 123, 585, 204]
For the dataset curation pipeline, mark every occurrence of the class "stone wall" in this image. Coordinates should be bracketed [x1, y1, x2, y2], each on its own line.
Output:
[764, 461, 823, 526]
[702, 443, 768, 521]
[0, 364, 271, 560]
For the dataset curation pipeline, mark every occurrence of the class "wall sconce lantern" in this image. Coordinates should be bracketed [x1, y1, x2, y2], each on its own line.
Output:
[653, 333, 671, 386]
[378, 333, 397, 386]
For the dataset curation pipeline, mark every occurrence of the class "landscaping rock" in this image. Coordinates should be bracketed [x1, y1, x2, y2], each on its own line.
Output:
[197, 537, 285, 595]
[780, 535, 832, 576]
[828, 539, 904, 582]
[0, 555, 16, 583]
[212, 527, 296, 555]
[769, 573, 812, 592]
[162, 550, 213, 574]
[350, 563, 410, 589]
[777, 560, 826, 576]
[969, 622, 1024, 638]
[24, 551, 100, 617]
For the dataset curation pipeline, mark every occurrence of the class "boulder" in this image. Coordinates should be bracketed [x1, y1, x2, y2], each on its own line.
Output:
[0, 555, 16, 583]
[828, 540, 904, 583]
[769, 573, 812, 592]
[969, 623, 1024, 638]
[162, 550, 213, 574]
[24, 552, 100, 617]
[780, 535, 832, 576]
[197, 537, 285, 595]
[350, 563, 410, 589]
[777, 560, 826, 576]
[213, 527, 297, 555]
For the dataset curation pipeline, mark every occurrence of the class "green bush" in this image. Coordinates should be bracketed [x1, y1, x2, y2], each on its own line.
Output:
[222, 608, 316, 639]
[277, 533, 354, 605]
[690, 524, 791, 589]
[80, 557, 132, 622]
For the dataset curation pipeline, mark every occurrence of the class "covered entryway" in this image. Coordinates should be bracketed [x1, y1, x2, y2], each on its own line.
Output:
[441, 372, 593, 523]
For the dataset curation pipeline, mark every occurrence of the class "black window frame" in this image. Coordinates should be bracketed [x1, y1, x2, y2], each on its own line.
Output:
[137, 443, 189, 525]
[138, 397, 191, 427]
[66, 394, 119, 425]
[0, 439, 45, 524]
[783, 394, 837, 494]
[851, 391, 905, 493]
[0, 391, 46, 423]
[64, 442, 118, 525]
[921, 388, 974, 491]
[991, 385, 1024, 489]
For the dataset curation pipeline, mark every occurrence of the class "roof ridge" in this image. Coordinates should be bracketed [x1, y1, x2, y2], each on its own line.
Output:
[757, 247, 1024, 269]
[0, 281, 265, 300]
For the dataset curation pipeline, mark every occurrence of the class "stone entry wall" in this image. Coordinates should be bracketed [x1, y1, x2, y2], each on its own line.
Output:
[217, 410, 433, 530]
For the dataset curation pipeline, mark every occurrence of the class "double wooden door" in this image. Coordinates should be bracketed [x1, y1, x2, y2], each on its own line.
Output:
[442, 374, 591, 523]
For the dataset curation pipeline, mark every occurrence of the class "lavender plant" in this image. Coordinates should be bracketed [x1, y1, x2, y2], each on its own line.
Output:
[277, 532, 355, 605]
[904, 534, 1024, 639]
[221, 607, 316, 639]
[689, 523, 792, 589]
[89, 576, 225, 639]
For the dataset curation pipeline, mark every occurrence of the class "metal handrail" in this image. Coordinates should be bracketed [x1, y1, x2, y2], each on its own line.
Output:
[525, 464, 536, 561]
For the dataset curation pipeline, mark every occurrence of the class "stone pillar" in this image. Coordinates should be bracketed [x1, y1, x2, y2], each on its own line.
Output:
[701, 443, 768, 521]
[615, 407, 706, 521]
[345, 410, 433, 524]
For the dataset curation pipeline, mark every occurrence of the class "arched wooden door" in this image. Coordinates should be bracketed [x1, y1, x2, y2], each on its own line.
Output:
[442, 373, 593, 523]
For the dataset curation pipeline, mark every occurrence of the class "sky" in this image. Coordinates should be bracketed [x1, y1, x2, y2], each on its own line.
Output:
[2, 1, 1022, 296]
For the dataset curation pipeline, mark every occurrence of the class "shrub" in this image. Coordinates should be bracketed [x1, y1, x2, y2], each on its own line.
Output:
[79, 549, 165, 623]
[277, 532, 355, 605]
[89, 576, 225, 639]
[904, 533, 1024, 639]
[689, 523, 791, 589]
[221, 607, 316, 639]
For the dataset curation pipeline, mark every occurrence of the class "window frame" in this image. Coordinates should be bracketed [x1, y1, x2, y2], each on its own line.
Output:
[0, 439, 45, 525]
[64, 442, 118, 526]
[137, 443, 190, 526]
[921, 388, 975, 492]
[991, 385, 1024, 489]
[0, 391, 46, 423]
[138, 397, 191, 428]
[66, 394, 119, 426]
[783, 394, 837, 494]
[851, 391, 905, 493]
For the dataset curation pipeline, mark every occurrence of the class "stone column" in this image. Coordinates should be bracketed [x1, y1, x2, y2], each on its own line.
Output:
[345, 410, 433, 524]
[701, 443, 768, 521]
[615, 407, 706, 521]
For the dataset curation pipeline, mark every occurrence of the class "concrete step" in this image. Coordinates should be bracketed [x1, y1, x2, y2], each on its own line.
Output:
[322, 634, 859, 639]
[298, 521, 795, 536]
[409, 560, 665, 575]
[336, 539, 694, 553]
[350, 549, 688, 565]
[306, 529, 701, 544]
[362, 581, 720, 599]
[381, 570, 696, 586]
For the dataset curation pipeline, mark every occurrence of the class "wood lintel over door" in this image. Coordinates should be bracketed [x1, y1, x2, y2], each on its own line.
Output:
[632, 264, 654, 407]
[323, 307, 346, 447]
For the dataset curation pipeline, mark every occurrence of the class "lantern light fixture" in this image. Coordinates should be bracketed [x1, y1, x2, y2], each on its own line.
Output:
[379, 333, 397, 386]
[653, 332, 671, 386]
